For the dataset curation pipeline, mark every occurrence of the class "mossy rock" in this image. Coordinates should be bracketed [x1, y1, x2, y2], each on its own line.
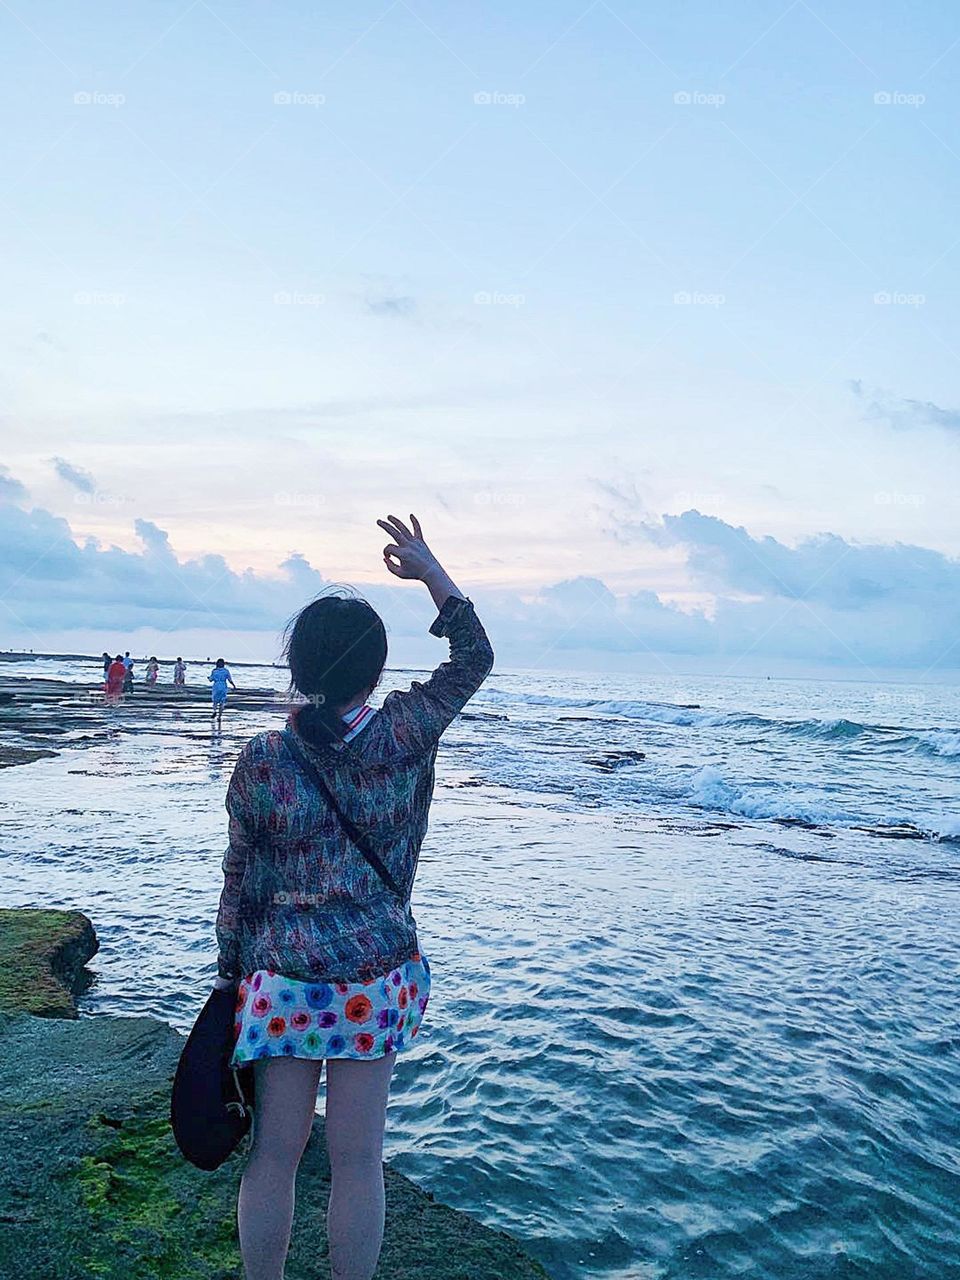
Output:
[0, 1013, 548, 1279]
[0, 908, 98, 1018]
[0, 910, 549, 1279]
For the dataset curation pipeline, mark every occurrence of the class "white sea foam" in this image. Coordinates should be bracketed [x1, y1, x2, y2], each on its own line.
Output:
[688, 765, 856, 825]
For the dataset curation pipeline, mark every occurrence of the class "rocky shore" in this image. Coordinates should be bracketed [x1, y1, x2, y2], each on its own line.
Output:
[0, 673, 287, 769]
[0, 908, 549, 1280]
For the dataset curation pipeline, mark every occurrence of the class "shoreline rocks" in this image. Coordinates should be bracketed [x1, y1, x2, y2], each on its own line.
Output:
[0, 908, 549, 1279]
[0, 908, 99, 1018]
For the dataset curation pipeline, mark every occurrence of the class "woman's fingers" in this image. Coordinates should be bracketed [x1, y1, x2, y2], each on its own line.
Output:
[386, 513, 414, 541]
[410, 513, 423, 539]
[376, 518, 403, 541]
[383, 548, 407, 577]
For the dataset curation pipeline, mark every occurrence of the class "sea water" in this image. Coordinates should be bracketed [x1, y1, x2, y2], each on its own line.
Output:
[1, 657, 958, 1278]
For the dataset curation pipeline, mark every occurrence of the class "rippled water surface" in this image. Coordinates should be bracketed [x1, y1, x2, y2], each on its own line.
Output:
[2, 658, 959, 1278]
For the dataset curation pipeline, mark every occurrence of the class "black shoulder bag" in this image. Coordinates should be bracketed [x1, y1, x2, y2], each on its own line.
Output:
[280, 727, 405, 899]
[170, 986, 255, 1171]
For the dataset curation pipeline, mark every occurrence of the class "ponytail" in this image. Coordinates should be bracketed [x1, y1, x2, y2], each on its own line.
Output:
[283, 593, 387, 748]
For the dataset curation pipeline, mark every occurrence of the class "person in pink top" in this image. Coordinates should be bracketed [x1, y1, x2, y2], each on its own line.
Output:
[104, 655, 126, 703]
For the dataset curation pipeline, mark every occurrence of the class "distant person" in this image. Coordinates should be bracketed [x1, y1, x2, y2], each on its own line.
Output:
[208, 658, 236, 727]
[145, 657, 159, 686]
[101, 651, 112, 678]
[173, 657, 186, 688]
[105, 655, 126, 703]
[122, 651, 134, 694]
[211, 513, 493, 1280]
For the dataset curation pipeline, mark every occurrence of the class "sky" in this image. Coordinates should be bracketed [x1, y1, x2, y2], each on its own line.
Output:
[2, 0, 959, 678]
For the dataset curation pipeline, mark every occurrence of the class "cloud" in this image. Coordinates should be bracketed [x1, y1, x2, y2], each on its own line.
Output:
[627, 508, 960, 668]
[50, 456, 97, 493]
[850, 380, 960, 434]
[0, 467, 28, 504]
[365, 294, 417, 318]
[0, 475, 958, 671]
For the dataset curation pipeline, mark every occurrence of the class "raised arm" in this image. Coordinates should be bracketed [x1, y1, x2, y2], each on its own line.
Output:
[377, 513, 494, 748]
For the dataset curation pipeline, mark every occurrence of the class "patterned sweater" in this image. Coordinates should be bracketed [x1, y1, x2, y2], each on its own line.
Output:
[215, 595, 494, 983]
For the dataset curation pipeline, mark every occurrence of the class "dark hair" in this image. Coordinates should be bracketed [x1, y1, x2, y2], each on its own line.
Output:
[215, 658, 225, 667]
[283, 593, 387, 747]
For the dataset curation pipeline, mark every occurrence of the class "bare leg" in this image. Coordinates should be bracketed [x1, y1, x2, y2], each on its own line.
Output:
[325, 1051, 397, 1280]
[238, 1056, 323, 1280]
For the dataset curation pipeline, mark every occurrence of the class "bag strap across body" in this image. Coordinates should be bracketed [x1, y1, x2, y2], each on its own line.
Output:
[280, 726, 405, 900]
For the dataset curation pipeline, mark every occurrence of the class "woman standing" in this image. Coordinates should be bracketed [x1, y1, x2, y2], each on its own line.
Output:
[145, 656, 160, 686]
[104, 654, 126, 704]
[213, 514, 493, 1280]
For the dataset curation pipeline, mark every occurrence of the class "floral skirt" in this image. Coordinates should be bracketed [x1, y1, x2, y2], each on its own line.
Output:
[229, 950, 431, 1064]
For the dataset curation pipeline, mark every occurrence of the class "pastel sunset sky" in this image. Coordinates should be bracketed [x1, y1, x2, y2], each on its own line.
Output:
[2, 0, 959, 675]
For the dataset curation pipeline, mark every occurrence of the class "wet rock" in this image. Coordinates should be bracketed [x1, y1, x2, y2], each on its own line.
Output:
[0, 908, 98, 1019]
[585, 750, 646, 772]
[0, 910, 549, 1279]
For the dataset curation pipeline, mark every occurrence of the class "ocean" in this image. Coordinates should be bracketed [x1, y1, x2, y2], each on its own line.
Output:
[1, 655, 959, 1278]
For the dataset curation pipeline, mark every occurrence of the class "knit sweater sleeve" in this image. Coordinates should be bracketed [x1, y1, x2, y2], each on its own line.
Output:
[381, 595, 494, 751]
[214, 746, 256, 980]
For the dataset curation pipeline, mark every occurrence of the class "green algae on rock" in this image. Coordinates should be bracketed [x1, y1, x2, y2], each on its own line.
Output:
[0, 907, 98, 1019]
[0, 909, 550, 1280]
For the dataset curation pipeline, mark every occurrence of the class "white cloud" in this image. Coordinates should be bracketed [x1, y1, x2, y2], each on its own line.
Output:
[850, 380, 960, 434]
[0, 479, 958, 673]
